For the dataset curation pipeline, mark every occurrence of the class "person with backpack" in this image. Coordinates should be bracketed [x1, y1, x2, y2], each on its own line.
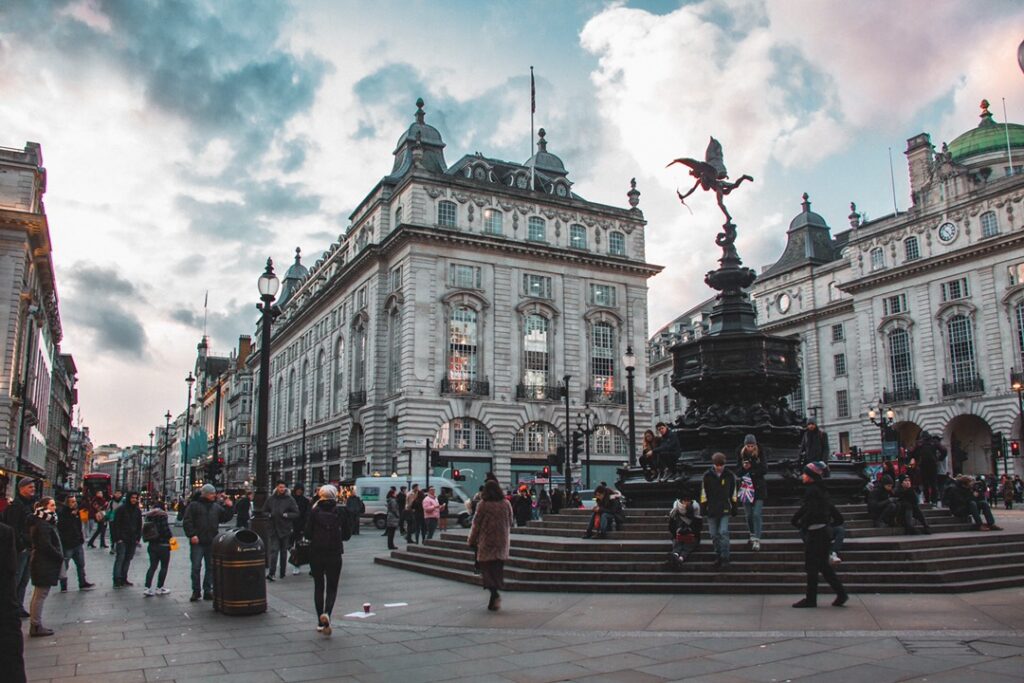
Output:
[142, 501, 173, 596]
[304, 485, 350, 636]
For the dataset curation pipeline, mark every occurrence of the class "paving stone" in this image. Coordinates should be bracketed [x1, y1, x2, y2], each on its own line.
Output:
[503, 661, 595, 683]
[143, 660, 226, 681]
[74, 655, 168, 675]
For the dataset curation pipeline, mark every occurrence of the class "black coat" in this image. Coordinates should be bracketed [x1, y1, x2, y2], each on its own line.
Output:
[111, 502, 143, 544]
[653, 430, 682, 462]
[867, 486, 897, 516]
[0, 522, 20, 630]
[56, 505, 85, 549]
[293, 495, 311, 534]
[183, 498, 234, 545]
[668, 504, 702, 537]
[512, 495, 533, 525]
[144, 510, 173, 545]
[2, 494, 34, 552]
[944, 483, 974, 517]
[700, 467, 737, 517]
[29, 521, 62, 587]
[911, 442, 941, 474]
[798, 429, 829, 464]
[303, 500, 348, 560]
[791, 482, 837, 530]
[234, 497, 252, 526]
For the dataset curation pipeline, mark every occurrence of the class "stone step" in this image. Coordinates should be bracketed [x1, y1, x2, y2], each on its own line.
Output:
[523, 512, 954, 531]
[510, 522, 974, 540]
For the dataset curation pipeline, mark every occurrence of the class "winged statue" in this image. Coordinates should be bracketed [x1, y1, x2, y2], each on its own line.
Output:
[669, 137, 753, 226]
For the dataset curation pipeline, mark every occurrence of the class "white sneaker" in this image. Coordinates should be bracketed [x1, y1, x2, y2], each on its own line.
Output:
[156, 587, 170, 595]
[829, 552, 841, 565]
[291, 567, 301, 575]
[751, 539, 761, 551]
[319, 613, 331, 636]
[143, 588, 156, 597]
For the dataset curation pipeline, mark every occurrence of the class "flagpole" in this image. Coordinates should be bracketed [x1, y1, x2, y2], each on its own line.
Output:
[530, 66, 536, 191]
[1004, 98, 1016, 175]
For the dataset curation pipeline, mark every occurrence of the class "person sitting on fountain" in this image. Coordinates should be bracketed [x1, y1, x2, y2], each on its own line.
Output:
[667, 491, 702, 569]
[641, 430, 659, 479]
[944, 475, 1003, 531]
[652, 422, 682, 481]
[798, 419, 829, 466]
[867, 475, 899, 528]
[700, 452, 737, 570]
[895, 476, 932, 535]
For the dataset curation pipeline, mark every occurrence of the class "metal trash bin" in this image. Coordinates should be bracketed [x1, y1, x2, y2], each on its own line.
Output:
[212, 528, 267, 615]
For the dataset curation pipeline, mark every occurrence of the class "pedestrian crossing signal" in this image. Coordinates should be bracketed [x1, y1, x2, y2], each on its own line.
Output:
[1012, 441, 1021, 456]
[452, 468, 465, 481]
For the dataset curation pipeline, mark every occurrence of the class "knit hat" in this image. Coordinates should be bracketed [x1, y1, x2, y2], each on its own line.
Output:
[17, 478, 34, 490]
[880, 474, 894, 487]
[744, 434, 757, 445]
[319, 484, 338, 500]
[200, 484, 216, 495]
[803, 461, 829, 480]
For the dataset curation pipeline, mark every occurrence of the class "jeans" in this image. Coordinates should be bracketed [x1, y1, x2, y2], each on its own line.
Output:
[190, 542, 213, 595]
[706, 516, 730, 561]
[424, 518, 438, 540]
[967, 500, 996, 527]
[112, 541, 136, 584]
[385, 527, 397, 549]
[28, 586, 50, 627]
[61, 545, 87, 588]
[743, 500, 763, 540]
[146, 544, 170, 589]
[88, 522, 107, 547]
[14, 549, 30, 609]
[310, 557, 342, 619]
[267, 533, 291, 577]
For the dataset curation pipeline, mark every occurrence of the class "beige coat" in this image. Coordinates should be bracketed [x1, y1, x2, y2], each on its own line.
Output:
[467, 499, 513, 562]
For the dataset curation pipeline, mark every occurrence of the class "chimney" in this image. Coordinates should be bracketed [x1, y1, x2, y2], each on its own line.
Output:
[904, 133, 933, 207]
[237, 335, 252, 368]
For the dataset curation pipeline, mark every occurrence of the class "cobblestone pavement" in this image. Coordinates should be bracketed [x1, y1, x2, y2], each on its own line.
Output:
[22, 514, 1024, 683]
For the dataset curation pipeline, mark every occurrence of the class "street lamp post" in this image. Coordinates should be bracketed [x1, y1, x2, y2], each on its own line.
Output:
[622, 346, 638, 467]
[147, 430, 154, 501]
[161, 410, 172, 501]
[254, 258, 280, 506]
[868, 402, 896, 459]
[181, 372, 196, 497]
[562, 374, 572, 493]
[576, 405, 596, 489]
[1010, 370, 1024, 474]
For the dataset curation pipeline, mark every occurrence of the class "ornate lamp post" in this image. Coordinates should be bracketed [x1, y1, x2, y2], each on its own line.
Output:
[254, 259, 280, 505]
[1010, 370, 1023, 470]
[147, 430, 154, 501]
[161, 410, 172, 500]
[622, 346, 638, 467]
[868, 402, 896, 459]
[181, 372, 196, 497]
[575, 404, 596, 489]
[562, 374, 572, 493]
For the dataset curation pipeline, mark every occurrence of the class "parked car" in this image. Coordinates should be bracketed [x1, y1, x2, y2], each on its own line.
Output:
[353, 476, 474, 530]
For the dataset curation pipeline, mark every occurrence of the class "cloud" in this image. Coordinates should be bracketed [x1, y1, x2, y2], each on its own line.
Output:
[62, 263, 142, 299]
[62, 261, 148, 358]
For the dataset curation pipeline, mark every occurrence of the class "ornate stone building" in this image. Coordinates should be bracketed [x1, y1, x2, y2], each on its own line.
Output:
[251, 100, 660, 494]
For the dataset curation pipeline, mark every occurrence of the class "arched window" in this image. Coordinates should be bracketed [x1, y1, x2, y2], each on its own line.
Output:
[904, 236, 920, 261]
[386, 308, 401, 394]
[608, 231, 626, 256]
[593, 425, 628, 457]
[394, 205, 402, 228]
[527, 216, 546, 242]
[352, 325, 367, 392]
[888, 328, 915, 398]
[438, 200, 457, 228]
[511, 421, 562, 453]
[1016, 301, 1024, 368]
[435, 418, 493, 451]
[448, 306, 479, 388]
[523, 314, 550, 389]
[274, 374, 283, 434]
[570, 224, 587, 249]
[315, 350, 326, 421]
[287, 368, 296, 430]
[870, 247, 885, 271]
[947, 315, 977, 384]
[333, 338, 345, 414]
[590, 321, 616, 395]
[981, 211, 999, 238]
[348, 424, 364, 460]
[300, 360, 310, 424]
[483, 209, 503, 235]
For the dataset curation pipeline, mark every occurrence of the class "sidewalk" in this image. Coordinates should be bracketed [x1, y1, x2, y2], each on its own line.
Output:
[21, 515, 1024, 683]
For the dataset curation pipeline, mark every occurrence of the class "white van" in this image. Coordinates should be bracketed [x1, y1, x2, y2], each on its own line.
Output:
[352, 476, 474, 530]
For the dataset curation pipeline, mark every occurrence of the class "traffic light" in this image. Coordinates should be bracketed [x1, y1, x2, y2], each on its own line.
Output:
[571, 430, 583, 464]
[430, 449, 441, 467]
[542, 465, 551, 478]
[452, 468, 465, 481]
[991, 432, 1004, 458]
[1012, 441, 1021, 456]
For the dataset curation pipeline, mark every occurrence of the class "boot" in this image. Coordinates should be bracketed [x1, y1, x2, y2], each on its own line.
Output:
[29, 624, 54, 637]
[832, 593, 849, 607]
[792, 598, 817, 608]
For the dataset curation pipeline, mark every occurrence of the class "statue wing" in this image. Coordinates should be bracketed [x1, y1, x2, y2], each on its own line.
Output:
[705, 137, 728, 179]
[667, 156, 714, 177]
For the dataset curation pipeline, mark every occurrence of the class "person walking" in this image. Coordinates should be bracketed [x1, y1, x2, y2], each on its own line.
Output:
[466, 479, 513, 611]
[790, 461, 848, 608]
[0, 520, 26, 683]
[396, 486, 407, 535]
[234, 491, 253, 528]
[28, 498, 62, 636]
[86, 491, 109, 549]
[182, 484, 234, 600]
[305, 485, 350, 636]
[263, 480, 299, 581]
[291, 485, 311, 575]
[910, 432, 942, 505]
[2, 478, 35, 618]
[798, 420, 829, 466]
[105, 490, 124, 554]
[404, 485, 421, 543]
[142, 501, 173, 596]
[111, 491, 143, 588]
[700, 452, 737, 570]
[385, 488, 400, 550]
[56, 494, 93, 592]
[345, 488, 364, 536]
[512, 486, 533, 528]
[737, 435, 767, 551]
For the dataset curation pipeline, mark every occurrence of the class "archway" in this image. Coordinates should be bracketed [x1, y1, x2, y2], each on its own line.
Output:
[943, 414, 993, 475]
[894, 421, 922, 450]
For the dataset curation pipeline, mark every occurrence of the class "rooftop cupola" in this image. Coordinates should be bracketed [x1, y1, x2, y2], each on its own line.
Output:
[276, 247, 308, 308]
[761, 193, 836, 277]
[391, 98, 447, 176]
[526, 128, 568, 177]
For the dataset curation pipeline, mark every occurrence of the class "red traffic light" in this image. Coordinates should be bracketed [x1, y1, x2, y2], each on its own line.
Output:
[452, 469, 465, 481]
[1012, 441, 1021, 456]
[542, 465, 551, 477]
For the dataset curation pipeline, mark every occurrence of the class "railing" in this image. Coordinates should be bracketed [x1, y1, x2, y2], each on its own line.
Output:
[882, 385, 920, 403]
[516, 384, 564, 401]
[942, 376, 985, 398]
[585, 388, 627, 405]
[348, 390, 367, 408]
[440, 378, 490, 397]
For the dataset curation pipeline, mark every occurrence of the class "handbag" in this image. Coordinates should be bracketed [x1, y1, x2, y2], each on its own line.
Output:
[289, 538, 311, 567]
[168, 537, 179, 551]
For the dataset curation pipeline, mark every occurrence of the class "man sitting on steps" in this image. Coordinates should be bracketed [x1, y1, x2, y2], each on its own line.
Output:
[943, 475, 1003, 531]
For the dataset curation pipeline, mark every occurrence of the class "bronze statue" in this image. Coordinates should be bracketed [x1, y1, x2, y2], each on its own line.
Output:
[669, 137, 753, 232]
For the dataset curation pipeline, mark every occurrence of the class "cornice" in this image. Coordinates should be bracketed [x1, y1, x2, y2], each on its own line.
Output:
[758, 298, 855, 334]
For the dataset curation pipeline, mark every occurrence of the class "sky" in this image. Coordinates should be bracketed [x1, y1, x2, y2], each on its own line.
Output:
[1, 0, 1022, 447]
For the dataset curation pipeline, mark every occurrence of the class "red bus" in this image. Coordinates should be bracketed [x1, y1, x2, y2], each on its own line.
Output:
[82, 473, 112, 510]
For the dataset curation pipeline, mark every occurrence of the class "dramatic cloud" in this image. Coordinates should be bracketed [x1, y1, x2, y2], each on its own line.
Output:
[62, 262, 148, 358]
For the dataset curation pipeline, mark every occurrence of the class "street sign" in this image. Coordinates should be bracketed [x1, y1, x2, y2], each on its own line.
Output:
[401, 438, 427, 448]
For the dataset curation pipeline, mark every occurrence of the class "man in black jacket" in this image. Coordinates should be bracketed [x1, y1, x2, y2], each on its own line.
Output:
[652, 422, 682, 481]
[791, 461, 847, 608]
[798, 420, 829, 466]
[2, 479, 36, 617]
[0, 521, 26, 683]
[57, 495, 94, 591]
[867, 476, 899, 527]
[111, 491, 143, 587]
[183, 484, 234, 600]
[234, 491, 253, 529]
[895, 477, 931, 534]
[291, 485, 311, 574]
[700, 453, 737, 570]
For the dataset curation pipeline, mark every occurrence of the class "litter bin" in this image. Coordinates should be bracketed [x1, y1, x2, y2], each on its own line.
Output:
[212, 528, 267, 615]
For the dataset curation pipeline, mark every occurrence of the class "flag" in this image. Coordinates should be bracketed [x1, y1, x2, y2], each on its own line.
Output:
[530, 66, 535, 114]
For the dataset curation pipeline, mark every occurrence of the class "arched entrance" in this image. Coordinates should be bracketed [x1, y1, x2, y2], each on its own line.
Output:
[894, 421, 922, 450]
[944, 414, 993, 475]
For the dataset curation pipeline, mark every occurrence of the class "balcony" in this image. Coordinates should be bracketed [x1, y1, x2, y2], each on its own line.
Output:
[585, 388, 627, 405]
[348, 390, 367, 409]
[516, 384, 565, 402]
[882, 385, 920, 404]
[440, 378, 490, 397]
[942, 376, 985, 398]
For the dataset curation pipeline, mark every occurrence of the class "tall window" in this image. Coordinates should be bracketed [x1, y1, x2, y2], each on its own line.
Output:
[523, 314, 550, 387]
[831, 324, 844, 342]
[789, 383, 804, 417]
[394, 206, 402, 228]
[333, 338, 345, 413]
[389, 266, 402, 293]
[511, 421, 561, 453]
[387, 308, 401, 394]
[836, 389, 850, 418]
[591, 322, 616, 393]
[315, 350, 325, 421]
[274, 374, 283, 434]
[1016, 301, 1024, 367]
[833, 353, 847, 377]
[947, 315, 977, 383]
[301, 360, 310, 424]
[527, 216, 546, 242]
[570, 224, 587, 249]
[870, 247, 885, 271]
[287, 368, 296, 430]
[981, 211, 999, 238]
[904, 236, 920, 261]
[448, 307, 479, 386]
[483, 209, 503, 235]
[888, 328, 914, 395]
[438, 200, 457, 227]
[609, 231, 626, 256]
[353, 326, 366, 392]
[348, 424, 364, 461]
[593, 425, 627, 456]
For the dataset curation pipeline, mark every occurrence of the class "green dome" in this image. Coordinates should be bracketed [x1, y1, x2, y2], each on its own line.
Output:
[948, 99, 1024, 162]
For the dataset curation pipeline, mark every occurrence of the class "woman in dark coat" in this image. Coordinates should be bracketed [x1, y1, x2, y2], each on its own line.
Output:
[29, 498, 62, 636]
[467, 479, 513, 611]
[384, 489, 400, 550]
[790, 462, 847, 608]
[304, 485, 348, 636]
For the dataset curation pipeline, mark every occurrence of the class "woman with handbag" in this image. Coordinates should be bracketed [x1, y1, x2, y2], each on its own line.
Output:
[466, 479, 513, 611]
[304, 485, 348, 635]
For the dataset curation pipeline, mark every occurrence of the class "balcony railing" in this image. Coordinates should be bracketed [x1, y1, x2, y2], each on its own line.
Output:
[440, 378, 490, 397]
[516, 383, 565, 402]
[585, 388, 627, 405]
[348, 390, 367, 409]
[942, 376, 985, 398]
[882, 385, 920, 404]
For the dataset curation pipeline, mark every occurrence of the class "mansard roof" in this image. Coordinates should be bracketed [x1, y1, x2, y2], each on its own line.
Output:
[760, 193, 838, 278]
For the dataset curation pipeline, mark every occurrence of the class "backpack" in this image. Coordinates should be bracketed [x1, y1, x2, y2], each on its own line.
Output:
[141, 520, 159, 542]
[311, 506, 351, 552]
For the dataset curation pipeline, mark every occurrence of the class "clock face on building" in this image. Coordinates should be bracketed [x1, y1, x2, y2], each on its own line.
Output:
[777, 292, 791, 314]
[556, 184, 568, 197]
[516, 175, 528, 189]
[938, 221, 958, 243]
